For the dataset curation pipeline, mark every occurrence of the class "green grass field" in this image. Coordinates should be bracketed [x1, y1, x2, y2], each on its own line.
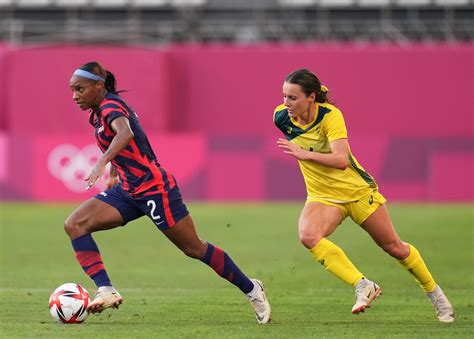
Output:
[0, 202, 473, 338]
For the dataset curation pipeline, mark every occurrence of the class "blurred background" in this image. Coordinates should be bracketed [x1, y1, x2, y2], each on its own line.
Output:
[0, 0, 472, 203]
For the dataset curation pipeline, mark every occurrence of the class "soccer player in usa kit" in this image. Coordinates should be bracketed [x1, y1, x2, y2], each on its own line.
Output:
[275, 68, 454, 323]
[65, 61, 271, 323]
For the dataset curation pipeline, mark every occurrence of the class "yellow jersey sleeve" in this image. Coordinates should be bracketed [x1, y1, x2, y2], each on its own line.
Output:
[323, 108, 348, 141]
[273, 104, 287, 127]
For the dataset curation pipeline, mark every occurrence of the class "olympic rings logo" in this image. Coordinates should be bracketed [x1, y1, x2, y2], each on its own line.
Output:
[47, 144, 109, 193]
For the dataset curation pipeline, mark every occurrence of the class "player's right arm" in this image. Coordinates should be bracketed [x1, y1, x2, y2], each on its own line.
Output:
[277, 138, 349, 170]
[276, 107, 349, 170]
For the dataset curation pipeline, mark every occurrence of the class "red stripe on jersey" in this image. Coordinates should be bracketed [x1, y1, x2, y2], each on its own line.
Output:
[101, 109, 127, 129]
[210, 246, 225, 276]
[134, 178, 163, 194]
[128, 139, 165, 187]
[165, 170, 176, 188]
[97, 133, 111, 149]
[101, 100, 130, 118]
[115, 145, 165, 193]
[140, 188, 163, 197]
[125, 164, 147, 179]
[116, 148, 139, 162]
[112, 160, 130, 191]
[162, 190, 176, 226]
[101, 107, 121, 118]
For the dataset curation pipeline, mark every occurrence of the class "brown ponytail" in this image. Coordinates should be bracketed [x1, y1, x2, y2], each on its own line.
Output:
[285, 68, 331, 104]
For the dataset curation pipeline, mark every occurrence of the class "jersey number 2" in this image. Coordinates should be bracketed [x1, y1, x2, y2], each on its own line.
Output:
[146, 200, 161, 220]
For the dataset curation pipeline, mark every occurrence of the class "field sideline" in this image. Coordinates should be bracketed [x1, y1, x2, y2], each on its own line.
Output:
[0, 202, 473, 338]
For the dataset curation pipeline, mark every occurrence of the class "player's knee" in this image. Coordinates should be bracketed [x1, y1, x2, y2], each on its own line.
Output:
[181, 245, 205, 260]
[64, 214, 91, 239]
[299, 229, 322, 249]
[382, 241, 408, 260]
[64, 216, 76, 236]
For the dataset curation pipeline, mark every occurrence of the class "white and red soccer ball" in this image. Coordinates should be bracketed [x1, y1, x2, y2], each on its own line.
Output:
[49, 283, 90, 323]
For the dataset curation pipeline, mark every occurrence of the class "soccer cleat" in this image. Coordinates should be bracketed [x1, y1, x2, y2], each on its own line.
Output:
[427, 285, 454, 323]
[246, 279, 272, 324]
[87, 288, 123, 314]
[351, 278, 382, 314]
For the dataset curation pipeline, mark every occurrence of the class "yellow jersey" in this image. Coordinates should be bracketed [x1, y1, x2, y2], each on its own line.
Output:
[273, 102, 378, 202]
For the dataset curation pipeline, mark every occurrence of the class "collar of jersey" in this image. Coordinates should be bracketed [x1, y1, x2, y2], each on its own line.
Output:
[289, 103, 319, 130]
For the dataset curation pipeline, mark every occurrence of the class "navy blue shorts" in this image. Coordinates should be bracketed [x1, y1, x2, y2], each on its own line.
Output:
[95, 185, 189, 231]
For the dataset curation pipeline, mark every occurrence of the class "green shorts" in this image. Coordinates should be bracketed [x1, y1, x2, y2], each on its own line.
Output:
[306, 191, 387, 225]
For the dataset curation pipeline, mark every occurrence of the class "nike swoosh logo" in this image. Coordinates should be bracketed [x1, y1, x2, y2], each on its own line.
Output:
[366, 284, 378, 298]
[155, 220, 165, 226]
[255, 312, 264, 322]
[257, 283, 266, 300]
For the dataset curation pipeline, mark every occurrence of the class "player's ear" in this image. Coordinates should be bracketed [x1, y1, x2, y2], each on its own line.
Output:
[309, 92, 316, 102]
[95, 81, 105, 90]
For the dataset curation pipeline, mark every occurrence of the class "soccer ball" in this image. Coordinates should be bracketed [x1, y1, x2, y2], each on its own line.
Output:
[49, 283, 91, 323]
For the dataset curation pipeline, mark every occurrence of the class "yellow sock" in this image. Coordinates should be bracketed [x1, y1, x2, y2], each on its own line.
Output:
[309, 238, 364, 286]
[398, 244, 436, 292]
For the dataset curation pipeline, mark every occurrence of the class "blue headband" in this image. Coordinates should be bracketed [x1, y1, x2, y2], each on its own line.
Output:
[73, 69, 105, 82]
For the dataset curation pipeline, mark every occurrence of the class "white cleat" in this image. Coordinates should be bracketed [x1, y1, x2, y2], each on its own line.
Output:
[87, 288, 123, 314]
[246, 279, 272, 324]
[427, 285, 454, 323]
[352, 278, 382, 314]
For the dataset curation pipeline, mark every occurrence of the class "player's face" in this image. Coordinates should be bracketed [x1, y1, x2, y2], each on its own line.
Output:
[69, 76, 103, 111]
[283, 82, 315, 119]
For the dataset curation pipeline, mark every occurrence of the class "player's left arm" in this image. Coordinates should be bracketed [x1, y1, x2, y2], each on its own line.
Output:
[277, 138, 349, 170]
[85, 117, 134, 190]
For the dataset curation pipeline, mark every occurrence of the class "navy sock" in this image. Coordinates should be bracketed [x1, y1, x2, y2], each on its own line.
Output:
[71, 234, 112, 287]
[200, 242, 254, 294]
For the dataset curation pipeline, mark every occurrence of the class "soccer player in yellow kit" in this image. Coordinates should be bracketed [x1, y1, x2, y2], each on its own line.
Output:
[274, 68, 454, 323]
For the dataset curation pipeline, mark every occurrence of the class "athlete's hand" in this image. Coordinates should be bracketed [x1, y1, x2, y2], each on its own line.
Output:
[277, 138, 309, 160]
[85, 159, 106, 191]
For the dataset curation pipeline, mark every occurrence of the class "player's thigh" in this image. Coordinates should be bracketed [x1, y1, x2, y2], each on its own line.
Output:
[360, 204, 408, 259]
[66, 198, 124, 233]
[137, 187, 203, 256]
[162, 215, 207, 259]
[298, 201, 344, 240]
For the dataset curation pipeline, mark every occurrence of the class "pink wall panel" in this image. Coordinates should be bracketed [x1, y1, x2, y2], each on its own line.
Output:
[4, 44, 472, 138]
[378, 182, 428, 202]
[32, 135, 106, 201]
[345, 135, 390, 180]
[0, 132, 7, 180]
[430, 153, 474, 201]
[169, 44, 473, 137]
[206, 152, 265, 201]
[146, 133, 208, 186]
[6, 46, 170, 134]
[0, 45, 8, 130]
[0, 43, 472, 202]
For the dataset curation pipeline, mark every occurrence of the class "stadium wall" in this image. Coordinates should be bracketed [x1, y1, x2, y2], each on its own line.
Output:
[0, 45, 7, 131]
[0, 44, 472, 202]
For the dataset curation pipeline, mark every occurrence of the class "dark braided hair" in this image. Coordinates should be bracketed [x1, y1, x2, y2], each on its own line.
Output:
[285, 68, 330, 104]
